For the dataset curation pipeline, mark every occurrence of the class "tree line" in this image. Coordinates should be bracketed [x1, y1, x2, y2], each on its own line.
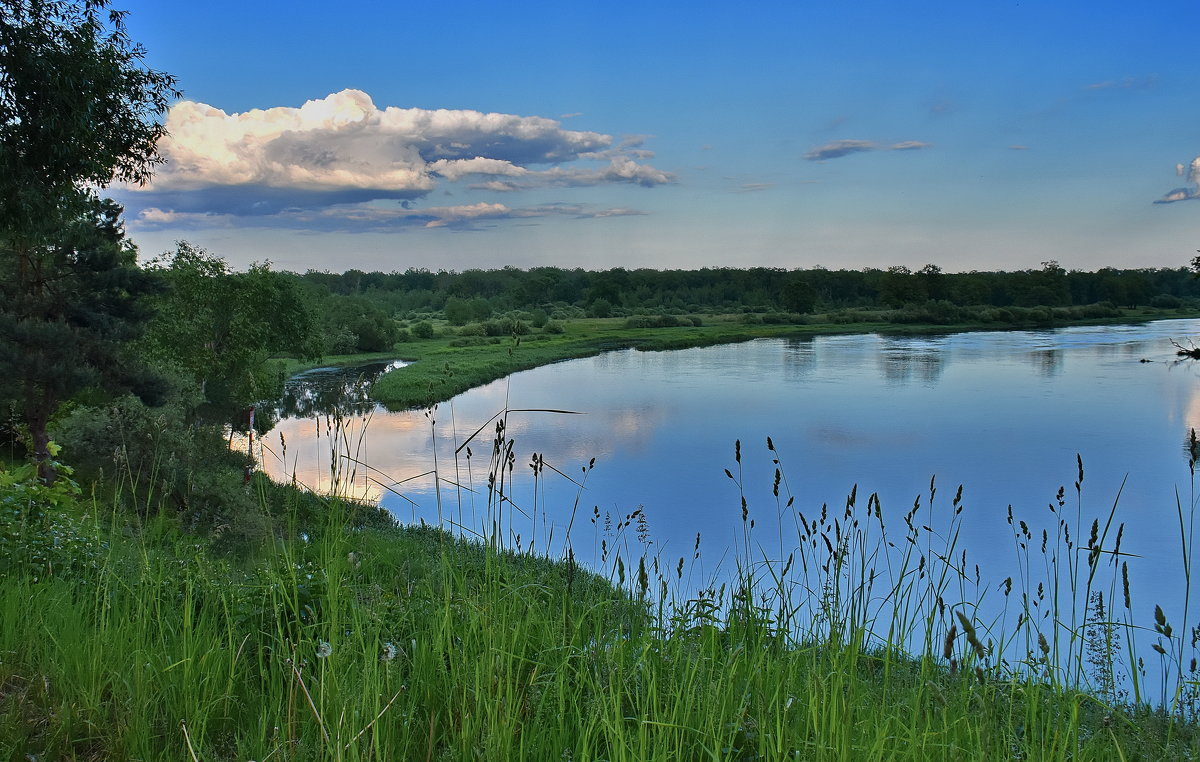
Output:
[3, 0, 1198, 500]
[291, 260, 1199, 322]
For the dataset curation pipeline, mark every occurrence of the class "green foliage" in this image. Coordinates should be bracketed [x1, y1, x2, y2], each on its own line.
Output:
[2, 447, 1199, 758]
[298, 264, 1200, 327]
[411, 320, 435, 339]
[0, 196, 167, 481]
[51, 385, 271, 536]
[589, 297, 614, 318]
[140, 243, 320, 417]
[317, 293, 399, 352]
[782, 277, 818, 313]
[0, 0, 178, 225]
[0, 0, 178, 481]
[442, 295, 491, 325]
[624, 314, 694, 328]
[0, 455, 104, 580]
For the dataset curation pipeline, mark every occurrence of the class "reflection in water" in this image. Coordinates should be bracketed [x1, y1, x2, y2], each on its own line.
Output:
[248, 319, 1200, 695]
[876, 337, 945, 385]
[278, 360, 406, 419]
[782, 337, 817, 378]
[1029, 349, 1063, 377]
[251, 358, 670, 510]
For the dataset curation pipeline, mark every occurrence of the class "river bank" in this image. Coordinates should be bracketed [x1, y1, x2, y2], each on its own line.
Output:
[277, 306, 1200, 410]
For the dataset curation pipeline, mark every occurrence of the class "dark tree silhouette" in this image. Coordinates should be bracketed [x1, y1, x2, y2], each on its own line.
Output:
[0, 0, 178, 481]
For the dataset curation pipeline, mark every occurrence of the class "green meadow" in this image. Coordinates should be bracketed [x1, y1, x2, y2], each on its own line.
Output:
[5, 423, 1200, 760]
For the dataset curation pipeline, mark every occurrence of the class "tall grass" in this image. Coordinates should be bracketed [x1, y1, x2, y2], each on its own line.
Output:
[3, 415, 1200, 759]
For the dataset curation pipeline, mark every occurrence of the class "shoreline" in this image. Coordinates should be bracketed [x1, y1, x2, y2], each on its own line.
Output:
[277, 308, 1200, 411]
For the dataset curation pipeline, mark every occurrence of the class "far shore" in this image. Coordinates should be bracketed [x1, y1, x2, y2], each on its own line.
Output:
[273, 307, 1200, 411]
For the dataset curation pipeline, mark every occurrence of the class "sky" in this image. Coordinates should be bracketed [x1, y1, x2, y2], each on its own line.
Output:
[108, 0, 1200, 274]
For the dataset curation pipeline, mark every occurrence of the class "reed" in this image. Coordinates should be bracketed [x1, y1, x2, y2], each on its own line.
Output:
[3, 419, 1199, 760]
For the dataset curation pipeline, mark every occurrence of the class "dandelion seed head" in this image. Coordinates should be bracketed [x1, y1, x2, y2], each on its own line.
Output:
[316, 641, 333, 659]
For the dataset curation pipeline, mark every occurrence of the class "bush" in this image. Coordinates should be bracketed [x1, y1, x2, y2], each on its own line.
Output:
[458, 322, 488, 337]
[1151, 294, 1182, 309]
[481, 318, 529, 336]
[411, 321, 435, 339]
[551, 305, 586, 320]
[0, 458, 100, 580]
[543, 321, 565, 334]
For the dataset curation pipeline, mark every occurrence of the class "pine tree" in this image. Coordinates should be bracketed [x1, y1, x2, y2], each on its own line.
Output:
[0, 0, 178, 481]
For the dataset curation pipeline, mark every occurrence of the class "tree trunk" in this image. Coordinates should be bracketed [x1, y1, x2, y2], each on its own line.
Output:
[26, 389, 56, 485]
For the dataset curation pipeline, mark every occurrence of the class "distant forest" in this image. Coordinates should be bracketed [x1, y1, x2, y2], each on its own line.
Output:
[286, 261, 1200, 352]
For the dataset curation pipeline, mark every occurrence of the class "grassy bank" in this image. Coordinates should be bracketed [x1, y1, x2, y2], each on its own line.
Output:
[4, 444, 1200, 760]
[365, 307, 1200, 410]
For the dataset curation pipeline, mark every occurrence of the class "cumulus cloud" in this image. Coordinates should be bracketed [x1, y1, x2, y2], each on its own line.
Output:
[804, 139, 932, 161]
[126, 89, 672, 224]
[1155, 157, 1200, 204]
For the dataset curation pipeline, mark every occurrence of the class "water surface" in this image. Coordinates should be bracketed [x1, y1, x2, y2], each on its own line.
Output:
[256, 320, 1200, 683]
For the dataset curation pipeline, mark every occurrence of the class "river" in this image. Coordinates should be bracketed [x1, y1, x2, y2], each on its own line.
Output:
[252, 319, 1200, 700]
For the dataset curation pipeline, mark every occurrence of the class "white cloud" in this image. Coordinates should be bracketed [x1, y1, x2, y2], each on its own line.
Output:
[1155, 157, 1200, 204]
[428, 157, 528, 181]
[132, 207, 233, 228]
[128, 89, 672, 220]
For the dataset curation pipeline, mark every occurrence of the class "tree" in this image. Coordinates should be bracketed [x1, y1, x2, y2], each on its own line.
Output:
[0, 0, 178, 481]
[139, 243, 320, 421]
[781, 277, 817, 314]
[879, 265, 926, 307]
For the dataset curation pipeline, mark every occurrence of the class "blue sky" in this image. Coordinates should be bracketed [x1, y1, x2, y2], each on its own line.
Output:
[110, 0, 1200, 274]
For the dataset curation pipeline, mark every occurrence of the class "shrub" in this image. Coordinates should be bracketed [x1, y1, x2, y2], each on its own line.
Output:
[0, 457, 97, 580]
[411, 321, 435, 339]
[1151, 294, 1182, 309]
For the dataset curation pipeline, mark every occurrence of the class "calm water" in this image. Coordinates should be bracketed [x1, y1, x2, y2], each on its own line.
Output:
[256, 319, 1200, 683]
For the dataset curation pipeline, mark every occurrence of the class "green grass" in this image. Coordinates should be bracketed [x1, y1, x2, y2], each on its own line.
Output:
[365, 307, 1200, 409]
[5, 434, 1200, 760]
